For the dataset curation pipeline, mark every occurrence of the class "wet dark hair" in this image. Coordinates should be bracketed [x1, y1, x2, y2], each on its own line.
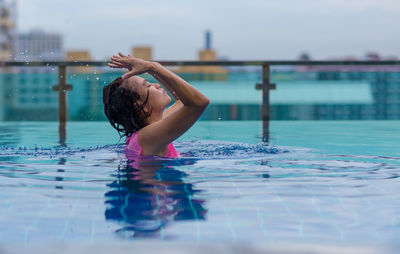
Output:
[103, 77, 151, 138]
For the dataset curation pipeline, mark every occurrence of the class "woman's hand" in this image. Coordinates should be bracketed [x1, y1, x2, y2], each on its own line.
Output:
[108, 52, 153, 79]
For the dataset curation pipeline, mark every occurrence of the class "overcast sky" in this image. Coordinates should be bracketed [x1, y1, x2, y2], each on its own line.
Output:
[17, 0, 400, 60]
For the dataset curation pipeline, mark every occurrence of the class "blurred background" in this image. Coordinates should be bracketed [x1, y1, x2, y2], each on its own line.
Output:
[0, 0, 399, 121]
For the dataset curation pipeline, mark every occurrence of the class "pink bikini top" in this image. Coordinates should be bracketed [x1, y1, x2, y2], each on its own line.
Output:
[126, 132, 179, 158]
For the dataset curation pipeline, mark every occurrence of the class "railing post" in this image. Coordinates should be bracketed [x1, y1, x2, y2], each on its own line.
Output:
[52, 65, 72, 147]
[256, 64, 276, 142]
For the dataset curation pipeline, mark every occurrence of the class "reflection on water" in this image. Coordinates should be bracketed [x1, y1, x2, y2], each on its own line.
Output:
[55, 157, 66, 190]
[104, 151, 207, 239]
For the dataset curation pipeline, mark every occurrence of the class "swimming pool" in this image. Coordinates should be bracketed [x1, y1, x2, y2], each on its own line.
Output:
[0, 121, 399, 251]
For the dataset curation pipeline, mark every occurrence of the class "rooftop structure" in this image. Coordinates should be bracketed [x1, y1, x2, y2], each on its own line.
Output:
[175, 31, 228, 80]
[205, 30, 211, 50]
[66, 50, 93, 73]
[132, 47, 152, 61]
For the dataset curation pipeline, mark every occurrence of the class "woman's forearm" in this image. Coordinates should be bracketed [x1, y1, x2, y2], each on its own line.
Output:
[149, 62, 209, 108]
[148, 67, 180, 101]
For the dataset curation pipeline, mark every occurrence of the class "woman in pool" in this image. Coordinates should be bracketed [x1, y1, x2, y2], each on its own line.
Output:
[103, 53, 209, 158]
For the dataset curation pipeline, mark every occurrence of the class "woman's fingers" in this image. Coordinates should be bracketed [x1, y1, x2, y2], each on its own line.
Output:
[108, 62, 119, 68]
[108, 63, 124, 68]
[110, 56, 129, 64]
[108, 61, 132, 70]
[110, 55, 121, 61]
[112, 53, 135, 61]
[109, 53, 144, 76]
[108, 60, 125, 67]
[112, 54, 128, 60]
[108, 60, 124, 65]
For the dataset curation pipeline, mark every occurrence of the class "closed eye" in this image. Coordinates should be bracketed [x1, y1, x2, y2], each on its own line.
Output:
[142, 79, 151, 89]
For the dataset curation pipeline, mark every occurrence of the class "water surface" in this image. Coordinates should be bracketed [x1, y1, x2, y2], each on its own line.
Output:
[0, 121, 399, 247]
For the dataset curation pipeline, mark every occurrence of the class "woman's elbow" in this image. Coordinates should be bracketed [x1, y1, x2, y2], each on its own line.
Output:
[186, 96, 209, 108]
[199, 97, 210, 108]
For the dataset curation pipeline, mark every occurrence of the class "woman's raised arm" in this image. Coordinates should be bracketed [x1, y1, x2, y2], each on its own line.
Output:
[109, 55, 209, 155]
[148, 62, 209, 108]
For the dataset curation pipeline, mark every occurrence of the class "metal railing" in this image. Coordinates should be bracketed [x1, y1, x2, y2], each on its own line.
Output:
[1, 60, 400, 146]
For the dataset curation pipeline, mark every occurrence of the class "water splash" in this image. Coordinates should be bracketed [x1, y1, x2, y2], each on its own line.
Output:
[176, 140, 288, 159]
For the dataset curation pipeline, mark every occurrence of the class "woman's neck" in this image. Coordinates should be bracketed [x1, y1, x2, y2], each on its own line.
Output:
[147, 110, 164, 124]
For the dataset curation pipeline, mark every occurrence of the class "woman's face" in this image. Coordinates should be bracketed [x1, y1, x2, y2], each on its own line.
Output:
[125, 76, 171, 112]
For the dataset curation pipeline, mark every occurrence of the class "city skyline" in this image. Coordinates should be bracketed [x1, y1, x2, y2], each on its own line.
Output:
[13, 0, 400, 60]
[0, 1, 399, 122]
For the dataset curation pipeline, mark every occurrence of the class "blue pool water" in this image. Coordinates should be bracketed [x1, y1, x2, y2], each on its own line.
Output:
[0, 121, 399, 248]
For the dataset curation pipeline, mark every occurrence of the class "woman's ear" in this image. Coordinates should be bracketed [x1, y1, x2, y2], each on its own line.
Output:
[133, 100, 150, 118]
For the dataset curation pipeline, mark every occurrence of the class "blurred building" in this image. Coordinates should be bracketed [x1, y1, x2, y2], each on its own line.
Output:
[16, 29, 63, 61]
[1, 30, 64, 120]
[0, 0, 17, 120]
[4, 70, 59, 120]
[132, 47, 152, 60]
[175, 30, 228, 81]
[197, 69, 400, 120]
[0, 69, 398, 121]
[0, 0, 16, 61]
[289, 53, 400, 120]
[66, 50, 93, 73]
[66, 50, 91, 60]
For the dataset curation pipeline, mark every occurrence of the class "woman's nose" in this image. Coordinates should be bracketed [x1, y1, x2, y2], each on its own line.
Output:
[155, 84, 160, 89]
